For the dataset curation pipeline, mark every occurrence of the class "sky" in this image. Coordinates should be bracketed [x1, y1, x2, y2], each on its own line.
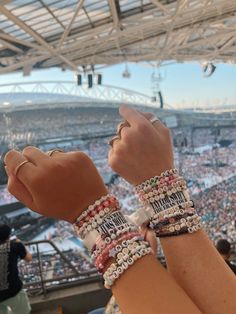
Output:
[0, 62, 235, 109]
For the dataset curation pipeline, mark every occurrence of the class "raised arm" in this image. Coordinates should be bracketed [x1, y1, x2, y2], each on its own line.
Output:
[4, 147, 201, 314]
[108, 105, 236, 314]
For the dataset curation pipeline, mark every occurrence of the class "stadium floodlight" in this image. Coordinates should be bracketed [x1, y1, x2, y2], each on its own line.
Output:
[202, 62, 216, 77]
[97, 74, 102, 85]
[88, 74, 93, 88]
[77, 74, 82, 86]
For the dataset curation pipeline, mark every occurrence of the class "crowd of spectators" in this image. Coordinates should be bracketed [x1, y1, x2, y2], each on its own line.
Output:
[18, 247, 94, 292]
[0, 107, 236, 292]
[0, 107, 119, 149]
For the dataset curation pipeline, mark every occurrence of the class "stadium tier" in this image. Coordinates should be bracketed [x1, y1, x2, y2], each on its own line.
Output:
[1, 102, 236, 313]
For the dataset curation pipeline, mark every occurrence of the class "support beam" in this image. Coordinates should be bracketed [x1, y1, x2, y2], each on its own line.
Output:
[57, 0, 85, 49]
[0, 38, 23, 53]
[108, 0, 120, 29]
[0, 54, 50, 74]
[38, 0, 66, 30]
[0, 5, 78, 71]
[150, 0, 171, 15]
[0, 31, 44, 51]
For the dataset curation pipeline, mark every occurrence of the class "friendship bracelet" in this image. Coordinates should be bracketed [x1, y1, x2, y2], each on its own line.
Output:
[135, 168, 179, 192]
[134, 168, 202, 237]
[91, 230, 140, 261]
[95, 236, 145, 273]
[73, 193, 154, 290]
[103, 245, 152, 288]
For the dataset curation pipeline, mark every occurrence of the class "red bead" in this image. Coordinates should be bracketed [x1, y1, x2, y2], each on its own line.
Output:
[97, 205, 103, 211]
[78, 221, 83, 227]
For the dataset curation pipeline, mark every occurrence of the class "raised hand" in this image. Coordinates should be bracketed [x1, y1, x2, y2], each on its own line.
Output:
[4, 147, 107, 223]
[108, 105, 174, 185]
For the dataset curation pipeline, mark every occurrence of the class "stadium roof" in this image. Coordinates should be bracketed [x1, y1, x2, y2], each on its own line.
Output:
[0, 0, 236, 74]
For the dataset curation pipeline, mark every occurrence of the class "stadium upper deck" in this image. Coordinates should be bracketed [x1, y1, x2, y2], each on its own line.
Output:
[0, 0, 236, 75]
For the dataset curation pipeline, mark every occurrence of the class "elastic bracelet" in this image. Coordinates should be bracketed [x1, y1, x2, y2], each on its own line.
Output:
[103, 245, 152, 288]
[91, 224, 138, 260]
[135, 168, 179, 192]
[95, 236, 145, 273]
[91, 231, 140, 262]
[134, 169, 202, 238]
[137, 178, 186, 199]
[77, 205, 120, 237]
[75, 194, 116, 224]
[156, 223, 201, 237]
[150, 211, 196, 229]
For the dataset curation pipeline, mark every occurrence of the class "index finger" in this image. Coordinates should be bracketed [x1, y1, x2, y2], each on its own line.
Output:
[4, 150, 37, 184]
[139, 111, 166, 130]
[119, 105, 149, 127]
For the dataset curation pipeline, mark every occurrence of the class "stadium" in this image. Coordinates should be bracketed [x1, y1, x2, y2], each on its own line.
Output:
[0, 1, 236, 314]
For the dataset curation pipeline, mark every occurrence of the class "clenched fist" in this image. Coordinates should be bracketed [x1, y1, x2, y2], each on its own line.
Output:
[108, 106, 174, 185]
[4, 147, 107, 223]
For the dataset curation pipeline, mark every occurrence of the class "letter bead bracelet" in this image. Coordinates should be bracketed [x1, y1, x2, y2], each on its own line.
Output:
[133, 169, 201, 237]
[73, 194, 152, 289]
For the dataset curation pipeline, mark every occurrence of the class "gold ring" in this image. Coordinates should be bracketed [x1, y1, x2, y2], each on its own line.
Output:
[47, 149, 64, 157]
[117, 121, 130, 137]
[14, 160, 30, 177]
[149, 116, 160, 125]
[108, 135, 120, 147]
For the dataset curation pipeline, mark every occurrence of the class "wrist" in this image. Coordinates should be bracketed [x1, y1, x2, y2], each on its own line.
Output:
[67, 185, 108, 223]
[132, 163, 175, 186]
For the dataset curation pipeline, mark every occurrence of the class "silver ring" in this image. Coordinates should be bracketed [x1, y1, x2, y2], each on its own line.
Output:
[47, 149, 64, 157]
[14, 160, 30, 177]
[108, 135, 120, 147]
[117, 121, 130, 137]
[149, 116, 160, 125]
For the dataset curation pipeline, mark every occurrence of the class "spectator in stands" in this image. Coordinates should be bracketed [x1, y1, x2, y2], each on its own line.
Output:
[216, 239, 236, 275]
[0, 224, 32, 314]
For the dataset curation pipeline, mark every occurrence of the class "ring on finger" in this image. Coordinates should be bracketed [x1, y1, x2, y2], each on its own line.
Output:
[117, 121, 129, 137]
[47, 149, 64, 157]
[149, 116, 160, 125]
[108, 135, 120, 147]
[14, 160, 30, 177]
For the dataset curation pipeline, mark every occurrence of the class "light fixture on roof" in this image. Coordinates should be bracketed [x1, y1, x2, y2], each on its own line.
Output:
[202, 62, 216, 77]
[122, 64, 131, 78]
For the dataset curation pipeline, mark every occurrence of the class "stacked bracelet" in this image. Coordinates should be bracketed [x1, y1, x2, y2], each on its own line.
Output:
[73, 194, 152, 289]
[134, 169, 201, 237]
[103, 243, 151, 288]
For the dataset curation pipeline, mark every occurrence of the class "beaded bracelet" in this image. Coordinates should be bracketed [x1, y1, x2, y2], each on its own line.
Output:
[103, 245, 152, 288]
[75, 196, 120, 234]
[73, 194, 153, 290]
[95, 236, 145, 273]
[155, 214, 201, 234]
[91, 225, 138, 258]
[134, 169, 202, 237]
[150, 211, 196, 229]
[91, 231, 140, 262]
[137, 177, 186, 200]
[77, 206, 120, 238]
[135, 168, 179, 192]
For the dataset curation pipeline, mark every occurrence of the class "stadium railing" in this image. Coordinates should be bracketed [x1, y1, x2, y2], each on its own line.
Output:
[20, 240, 101, 297]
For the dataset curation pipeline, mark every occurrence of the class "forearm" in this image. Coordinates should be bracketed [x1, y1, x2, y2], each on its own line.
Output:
[160, 229, 236, 314]
[112, 254, 201, 314]
[77, 192, 201, 314]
